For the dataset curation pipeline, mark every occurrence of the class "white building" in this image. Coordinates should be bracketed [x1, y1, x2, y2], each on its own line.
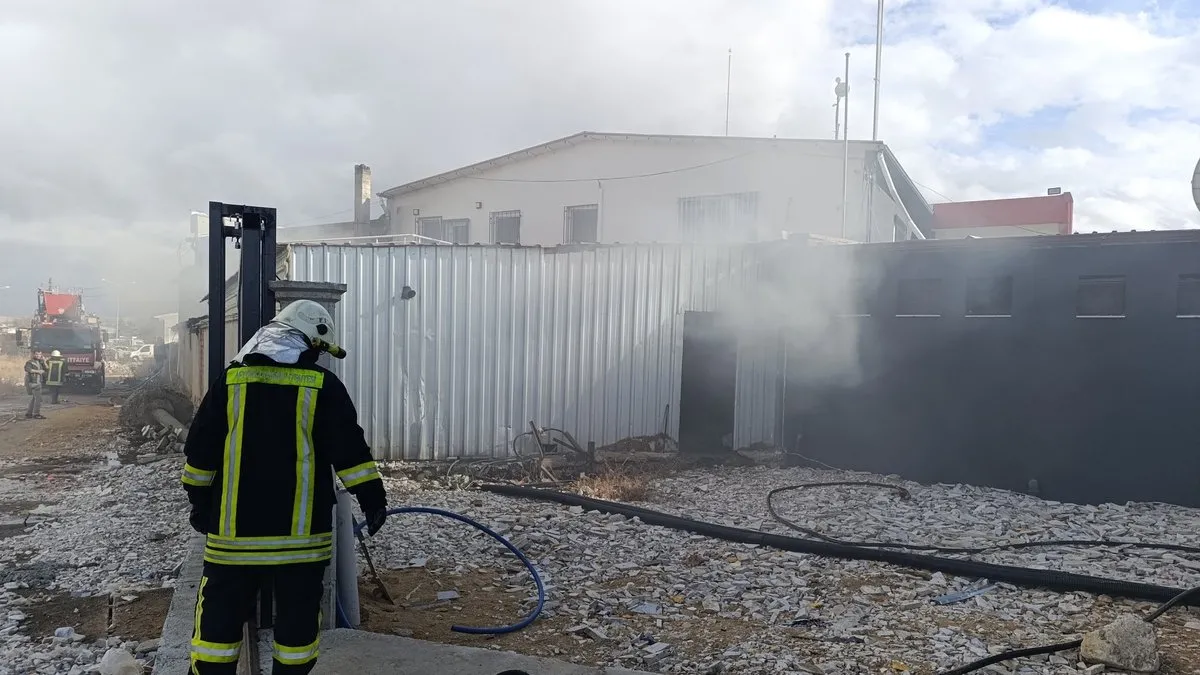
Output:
[378, 132, 933, 246]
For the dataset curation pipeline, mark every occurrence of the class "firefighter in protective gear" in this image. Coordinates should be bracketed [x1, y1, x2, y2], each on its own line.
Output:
[24, 351, 47, 419]
[45, 350, 66, 404]
[182, 299, 388, 674]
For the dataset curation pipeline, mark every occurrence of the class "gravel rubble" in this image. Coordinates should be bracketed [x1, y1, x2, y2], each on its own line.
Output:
[365, 465, 1200, 674]
[2, 428, 1199, 674]
[0, 435, 189, 674]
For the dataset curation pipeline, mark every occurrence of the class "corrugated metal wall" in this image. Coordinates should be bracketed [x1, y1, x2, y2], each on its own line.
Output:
[290, 243, 771, 460]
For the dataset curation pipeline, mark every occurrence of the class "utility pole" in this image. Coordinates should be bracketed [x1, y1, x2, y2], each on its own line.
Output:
[841, 52, 850, 239]
[725, 48, 732, 136]
[872, 0, 884, 141]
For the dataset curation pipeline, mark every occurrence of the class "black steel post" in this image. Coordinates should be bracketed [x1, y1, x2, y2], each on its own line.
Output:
[238, 213, 263, 347]
[260, 208, 278, 319]
[207, 202, 226, 384]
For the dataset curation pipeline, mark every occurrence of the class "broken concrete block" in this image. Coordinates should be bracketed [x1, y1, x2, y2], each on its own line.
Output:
[1080, 614, 1160, 673]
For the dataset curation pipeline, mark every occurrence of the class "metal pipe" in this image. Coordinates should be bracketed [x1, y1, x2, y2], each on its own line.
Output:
[334, 487, 360, 626]
[149, 407, 188, 442]
[841, 52, 850, 239]
[876, 150, 926, 240]
[872, 0, 884, 142]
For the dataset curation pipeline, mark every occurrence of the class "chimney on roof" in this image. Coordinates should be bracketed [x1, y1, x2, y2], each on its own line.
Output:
[354, 164, 372, 224]
[1047, 187, 1063, 196]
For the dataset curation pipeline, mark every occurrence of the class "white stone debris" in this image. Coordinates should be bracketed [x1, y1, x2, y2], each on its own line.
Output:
[0, 433, 188, 675]
[364, 464, 1200, 674]
[1080, 614, 1160, 673]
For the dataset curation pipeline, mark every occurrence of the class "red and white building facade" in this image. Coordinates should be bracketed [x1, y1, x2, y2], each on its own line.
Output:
[929, 193, 1074, 239]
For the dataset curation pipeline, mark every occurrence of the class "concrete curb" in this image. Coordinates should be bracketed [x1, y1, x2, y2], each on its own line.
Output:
[311, 629, 655, 675]
[152, 539, 655, 675]
[151, 535, 204, 675]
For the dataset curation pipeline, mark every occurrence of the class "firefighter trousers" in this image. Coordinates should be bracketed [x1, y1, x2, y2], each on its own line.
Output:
[191, 561, 326, 675]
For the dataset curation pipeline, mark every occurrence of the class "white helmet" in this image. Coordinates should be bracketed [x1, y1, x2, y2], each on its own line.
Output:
[50, 350, 61, 358]
[272, 300, 345, 359]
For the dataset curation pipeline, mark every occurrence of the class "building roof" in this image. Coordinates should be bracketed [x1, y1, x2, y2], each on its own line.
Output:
[381, 132, 873, 195]
[932, 193, 1074, 234]
[378, 131, 936, 237]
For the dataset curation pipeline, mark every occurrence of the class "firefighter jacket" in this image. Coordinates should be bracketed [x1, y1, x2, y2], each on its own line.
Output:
[24, 358, 46, 386]
[45, 357, 66, 387]
[181, 354, 387, 567]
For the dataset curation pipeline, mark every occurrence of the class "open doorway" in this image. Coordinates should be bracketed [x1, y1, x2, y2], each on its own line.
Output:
[678, 311, 737, 456]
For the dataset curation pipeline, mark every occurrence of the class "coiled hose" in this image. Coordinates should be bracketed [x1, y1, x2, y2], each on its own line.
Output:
[480, 484, 1200, 606]
[335, 506, 546, 635]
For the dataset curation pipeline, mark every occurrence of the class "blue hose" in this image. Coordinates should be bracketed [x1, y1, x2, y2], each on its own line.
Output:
[335, 506, 546, 635]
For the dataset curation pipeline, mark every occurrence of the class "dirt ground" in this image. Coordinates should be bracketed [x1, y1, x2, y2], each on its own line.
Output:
[0, 397, 117, 463]
[20, 588, 173, 642]
[356, 563, 1200, 673]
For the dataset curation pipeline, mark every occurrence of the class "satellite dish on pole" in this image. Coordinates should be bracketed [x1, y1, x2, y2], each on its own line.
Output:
[1193, 156, 1200, 214]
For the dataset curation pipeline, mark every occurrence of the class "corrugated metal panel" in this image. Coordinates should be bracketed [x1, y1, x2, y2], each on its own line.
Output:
[290, 243, 770, 460]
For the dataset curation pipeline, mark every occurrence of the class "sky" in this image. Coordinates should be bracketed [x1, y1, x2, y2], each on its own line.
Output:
[0, 0, 1198, 318]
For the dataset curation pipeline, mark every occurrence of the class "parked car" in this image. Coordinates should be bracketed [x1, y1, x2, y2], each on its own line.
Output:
[130, 344, 155, 362]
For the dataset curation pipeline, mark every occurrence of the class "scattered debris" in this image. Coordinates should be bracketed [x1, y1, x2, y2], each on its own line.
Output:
[116, 378, 194, 435]
[1080, 614, 1161, 673]
[97, 647, 143, 675]
[358, 465, 1200, 673]
[933, 580, 997, 605]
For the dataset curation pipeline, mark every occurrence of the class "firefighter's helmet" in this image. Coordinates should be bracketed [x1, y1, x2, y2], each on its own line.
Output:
[50, 350, 61, 358]
[272, 300, 345, 359]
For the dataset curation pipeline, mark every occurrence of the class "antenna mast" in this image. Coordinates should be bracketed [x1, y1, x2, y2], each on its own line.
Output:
[834, 77, 846, 140]
[840, 52, 851, 239]
[725, 48, 732, 136]
[872, 0, 884, 141]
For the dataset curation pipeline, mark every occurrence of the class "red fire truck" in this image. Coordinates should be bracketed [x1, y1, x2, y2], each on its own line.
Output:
[17, 288, 107, 394]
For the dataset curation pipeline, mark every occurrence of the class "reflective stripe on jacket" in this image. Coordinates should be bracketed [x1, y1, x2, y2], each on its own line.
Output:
[181, 357, 386, 566]
[24, 359, 46, 386]
[46, 358, 66, 386]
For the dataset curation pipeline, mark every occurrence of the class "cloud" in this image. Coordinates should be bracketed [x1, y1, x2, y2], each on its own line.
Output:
[0, 0, 1198, 316]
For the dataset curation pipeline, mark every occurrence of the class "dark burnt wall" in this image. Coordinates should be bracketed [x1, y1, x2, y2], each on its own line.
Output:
[774, 231, 1200, 507]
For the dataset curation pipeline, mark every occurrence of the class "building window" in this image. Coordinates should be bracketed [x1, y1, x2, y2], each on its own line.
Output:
[893, 216, 908, 242]
[896, 278, 944, 317]
[444, 218, 470, 244]
[965, 276, 1013, 317]
[1177, 274, 1200, 318]
[1076, 275, 1126, 318]
[490, 210, 522, 244]
[678, 192, 759, 242]
[416, 217, 470, 244]
[837, 279, 873, 317]
[563, 204, 599, 243]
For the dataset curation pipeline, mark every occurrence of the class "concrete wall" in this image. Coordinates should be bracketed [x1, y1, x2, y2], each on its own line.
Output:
[384, 137, 905, 246]
[176, 317, 238, 402]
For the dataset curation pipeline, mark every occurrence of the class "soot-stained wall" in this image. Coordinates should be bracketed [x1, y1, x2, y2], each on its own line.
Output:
[775, 231, 1200, 507]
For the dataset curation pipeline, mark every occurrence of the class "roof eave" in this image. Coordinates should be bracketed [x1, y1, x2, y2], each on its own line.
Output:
[879, 144, 935, 237]
[378, 132, 595, 199]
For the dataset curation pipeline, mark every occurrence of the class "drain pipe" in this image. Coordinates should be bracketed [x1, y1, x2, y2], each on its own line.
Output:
[876, 149, 925, 240]
[333, 486, 360, 627]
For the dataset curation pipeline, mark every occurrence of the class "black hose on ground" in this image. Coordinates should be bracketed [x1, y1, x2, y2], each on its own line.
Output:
[938, 585, 1200, 674]
[480, 483, 1200, 607]
[767, 481, 1200, 556]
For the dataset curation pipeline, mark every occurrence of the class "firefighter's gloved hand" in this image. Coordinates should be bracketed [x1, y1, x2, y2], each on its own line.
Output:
[365, 508, 387, 537]
[189, 507, 208, 535]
